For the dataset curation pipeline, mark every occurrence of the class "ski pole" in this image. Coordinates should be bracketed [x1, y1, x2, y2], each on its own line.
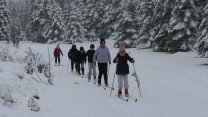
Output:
[133, 63, 142, 97]
[107, 63, 110, 77]
[67, 59, 70, 72]
[49, 57, 54, 64]
[110, 67, 116, 97]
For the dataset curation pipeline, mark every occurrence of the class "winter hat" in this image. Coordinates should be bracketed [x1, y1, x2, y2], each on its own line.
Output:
[100, 38, 105, 44]
[80, 47, 84, 50]
[72, 44, 76, 49]
[90, 44, 95, 48]
[119, 41, 126, 52]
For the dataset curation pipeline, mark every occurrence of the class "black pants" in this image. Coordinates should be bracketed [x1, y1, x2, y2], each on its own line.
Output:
[98, 63, 108, 85]
[55, 56, 60, 65]
[76, 62, 84, 75]
[71, 60, 76, 71]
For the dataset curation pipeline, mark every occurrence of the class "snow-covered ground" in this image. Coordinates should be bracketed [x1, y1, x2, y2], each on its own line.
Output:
[0, 40, 208, 117]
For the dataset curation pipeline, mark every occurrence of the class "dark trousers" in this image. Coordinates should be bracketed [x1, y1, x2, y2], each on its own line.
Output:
[98, 63, 108, 85]
[71, 60, 76, 71]
[55, 56, 60, 65]
[76, 62, 84, 75]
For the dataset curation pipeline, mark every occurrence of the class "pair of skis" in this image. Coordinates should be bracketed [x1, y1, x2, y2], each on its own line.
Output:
[116, 94, 138, 102]
[97, 84, 114, 90]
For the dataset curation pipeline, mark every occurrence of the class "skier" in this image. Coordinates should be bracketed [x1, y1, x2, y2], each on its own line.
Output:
[16, 37, 19, 48]
[68, 44, 79, 72]
[75, 47, 86, 75]
[12, 37, 16, 47]
[53, 44, 63, 66]
[93, 38, 111, 86]
[86, 44, 97, 82]
[113, 41, 135, 97]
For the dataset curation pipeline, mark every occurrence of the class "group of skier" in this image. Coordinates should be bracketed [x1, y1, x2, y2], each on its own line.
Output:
[53, 38, 135, 97]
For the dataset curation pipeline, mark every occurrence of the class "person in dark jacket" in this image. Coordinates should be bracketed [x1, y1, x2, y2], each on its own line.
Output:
[86, 44, 97, 82]
[75, 47, 86, 75]
[113, 41, 134, 97]
[68, 44, 78, 72]
[54, 44, 63, 66]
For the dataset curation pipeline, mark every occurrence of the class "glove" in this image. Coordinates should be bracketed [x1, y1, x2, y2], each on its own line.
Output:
[132, 58, 135, 63]
[116, 58, 119, 63]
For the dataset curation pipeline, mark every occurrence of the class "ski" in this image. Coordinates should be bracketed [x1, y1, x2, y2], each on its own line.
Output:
[101, 85, 114, 90]
[115, 94, 128, 101]
[128, 95, 138, 102]
[126, 94, 138, 102]
[53, 65, 63, 66]
[97, 84, 112, 90]
[104, 85, 114, 90]
[115, 94, 137, 102]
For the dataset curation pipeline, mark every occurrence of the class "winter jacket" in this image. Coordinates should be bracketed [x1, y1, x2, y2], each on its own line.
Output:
[93, 46, 111, 63]
[68, 48, 78, 61]
[113, 53, 134, 75]
[75, 50, 86, 63]
[86, 50, 95, 63]
[54, 47, 63, 57]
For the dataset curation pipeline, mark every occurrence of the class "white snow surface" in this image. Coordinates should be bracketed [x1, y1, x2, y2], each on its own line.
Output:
[0, 40, 208, 117]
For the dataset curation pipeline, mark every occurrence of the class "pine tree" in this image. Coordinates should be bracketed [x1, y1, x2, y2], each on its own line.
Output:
[65, 0, 87, 43]
[19, 0, 33, 31]
[197, 3, 208, 57]
[152, 0, 174, 51]
[44, 2, 65, 43]
[133, 0, 154, 48]
[27, 0, 53, 43]
[0, 0, 10, 41]
[167, 0, 199, 52]
[84, 0, 107, 40]
[114, 0, 140, 48]
[102, 0, 120, 38]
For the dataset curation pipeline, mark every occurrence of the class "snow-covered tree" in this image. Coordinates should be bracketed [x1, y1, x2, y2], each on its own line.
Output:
[65, 0, 87, 43]
[197, 3, 208, 57]
[27, 0, 53, 43]
[133, 0, 154, 48]
[152, 0, 174, 51]
[84, 0, 108, 40]
[114, 0, 140, 48]
[0, 0, 10, 42]
[194, 0, 208, 18]
[167, 0, 199, 52]
[44, 2, 65, 43]
[18, 0, 33, 32]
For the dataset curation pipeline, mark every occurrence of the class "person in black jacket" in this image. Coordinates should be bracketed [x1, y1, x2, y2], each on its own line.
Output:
[113, 42, 134, 97]
[75, 47, 86, 75]
[68, 44, 78, 72]
[86, 44, 97, 82]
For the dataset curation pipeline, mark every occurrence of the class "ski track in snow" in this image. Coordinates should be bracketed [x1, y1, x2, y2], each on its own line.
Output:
[0, 40, 208, 117]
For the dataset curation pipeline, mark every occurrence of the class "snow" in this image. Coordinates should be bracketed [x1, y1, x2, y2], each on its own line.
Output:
[0, 40, 208, 117]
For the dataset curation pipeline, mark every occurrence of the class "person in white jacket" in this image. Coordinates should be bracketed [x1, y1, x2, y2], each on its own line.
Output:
[93, 38, 111, 86]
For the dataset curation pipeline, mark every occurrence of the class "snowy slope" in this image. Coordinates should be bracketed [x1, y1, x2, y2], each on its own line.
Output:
[0, 40, 208, 117]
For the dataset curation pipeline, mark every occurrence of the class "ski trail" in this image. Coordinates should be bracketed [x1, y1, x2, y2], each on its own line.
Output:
[37, 58, 141, 117]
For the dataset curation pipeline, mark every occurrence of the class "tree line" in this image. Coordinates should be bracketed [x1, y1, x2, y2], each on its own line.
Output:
[0, 0, 208, 57]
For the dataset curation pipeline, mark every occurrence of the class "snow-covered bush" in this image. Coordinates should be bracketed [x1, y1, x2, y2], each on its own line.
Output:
[24, 47, 49, 76]
[0, 84, 14, 103]
[28, 97, 40, 112]
[0, 46, 14, 62]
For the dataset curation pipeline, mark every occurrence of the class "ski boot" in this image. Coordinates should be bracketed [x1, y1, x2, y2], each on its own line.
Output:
[118, 89, 122, 97]
[125, 89, 129, 97]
